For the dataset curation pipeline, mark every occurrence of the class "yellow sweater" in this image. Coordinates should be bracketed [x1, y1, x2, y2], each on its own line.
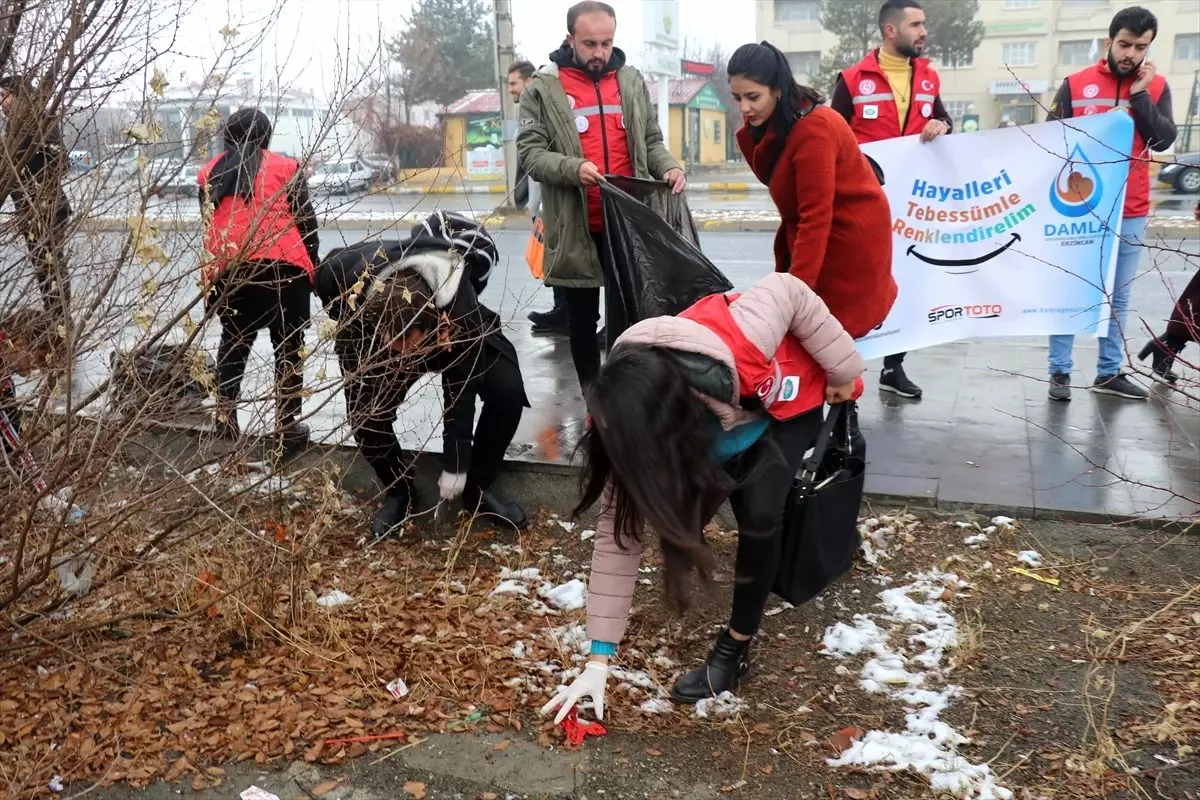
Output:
[877, 50, 912, 127]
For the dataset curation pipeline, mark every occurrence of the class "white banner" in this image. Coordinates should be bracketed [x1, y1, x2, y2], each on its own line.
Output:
[856, 113, 1134, 360]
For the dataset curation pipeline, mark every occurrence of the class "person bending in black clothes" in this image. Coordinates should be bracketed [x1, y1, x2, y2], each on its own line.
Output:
[316, 212, 529, 539]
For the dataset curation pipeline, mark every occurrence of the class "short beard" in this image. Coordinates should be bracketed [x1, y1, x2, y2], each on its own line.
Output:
[1107, 51, 1140, 77]
[896, 41, 923, 59]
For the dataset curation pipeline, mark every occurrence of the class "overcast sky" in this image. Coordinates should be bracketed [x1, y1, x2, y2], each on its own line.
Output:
[155, 0, 756, 101]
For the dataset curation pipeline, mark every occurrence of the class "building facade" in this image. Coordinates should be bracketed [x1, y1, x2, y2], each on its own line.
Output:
[758, 0, 1200, 149]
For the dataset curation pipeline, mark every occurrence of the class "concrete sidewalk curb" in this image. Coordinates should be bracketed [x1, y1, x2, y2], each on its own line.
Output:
[78, 215, 1200, 239]
[382, 181, 765, 196]
[119, 423, 1193, 533]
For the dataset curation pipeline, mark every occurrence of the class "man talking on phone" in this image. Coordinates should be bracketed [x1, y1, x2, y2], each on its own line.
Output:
[1043, 5, 1176, 402]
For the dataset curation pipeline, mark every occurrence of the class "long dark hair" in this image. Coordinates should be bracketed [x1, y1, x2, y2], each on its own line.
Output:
[727, 41, 824, 138]
[208, 107, 273, 207]
[573, 345, 734, 611]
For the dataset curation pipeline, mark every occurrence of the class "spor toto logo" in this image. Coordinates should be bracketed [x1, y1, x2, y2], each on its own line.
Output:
[859, 78, 876, 95]
[928, 304, 1003, 324]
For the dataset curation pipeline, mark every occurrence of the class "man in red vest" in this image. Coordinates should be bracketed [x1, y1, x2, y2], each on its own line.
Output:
[831, 0, 952, 401]
[517, 1, 685, 390]
[1044, 5, 1175, 402]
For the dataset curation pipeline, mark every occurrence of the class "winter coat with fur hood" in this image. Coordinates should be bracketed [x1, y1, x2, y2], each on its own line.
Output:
[316, 214, 527, 473]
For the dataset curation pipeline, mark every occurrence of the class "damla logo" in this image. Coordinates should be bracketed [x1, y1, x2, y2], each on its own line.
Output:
[1049, 144, 1104, 218]
[927, 304, 1002, 324]
[779, 376, 800, 402]
[859, 78, 876, 95]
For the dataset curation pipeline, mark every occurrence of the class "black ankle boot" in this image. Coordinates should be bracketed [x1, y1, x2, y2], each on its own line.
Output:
[462, 484, 528, 529]
[669, 630, 751, 704]
[1138, 336, 1183, 384]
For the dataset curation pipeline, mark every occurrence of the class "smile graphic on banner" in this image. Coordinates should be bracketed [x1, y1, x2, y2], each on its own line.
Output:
[856, 113, 1134, 360]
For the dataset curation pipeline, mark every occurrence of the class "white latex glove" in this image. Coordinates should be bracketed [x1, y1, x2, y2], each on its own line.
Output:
[541, 660, 609, 724]
[437, 471, 468, 501]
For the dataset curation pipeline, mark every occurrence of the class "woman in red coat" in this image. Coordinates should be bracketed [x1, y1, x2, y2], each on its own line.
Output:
[730, 42, 896, 341]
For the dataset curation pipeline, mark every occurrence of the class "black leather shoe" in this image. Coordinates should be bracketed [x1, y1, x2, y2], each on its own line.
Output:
[462, 486, 528, 529]
[371, 486, 414, 542]
[670, 630, 751, 704]
[528, 307, 568, 331]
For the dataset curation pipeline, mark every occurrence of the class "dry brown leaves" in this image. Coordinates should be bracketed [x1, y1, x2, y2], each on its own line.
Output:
[0, 508, 694, 798]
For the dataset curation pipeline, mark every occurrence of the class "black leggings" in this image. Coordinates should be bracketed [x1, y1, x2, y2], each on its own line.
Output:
[725, 408, 824, 637]
[563, 232, 628, 389]
[208, 260, 311, 429]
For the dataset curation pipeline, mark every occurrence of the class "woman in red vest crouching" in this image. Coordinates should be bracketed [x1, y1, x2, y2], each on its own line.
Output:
[198, 108, 320, 446]
[540, 271, 864, 719]
[730, 42, 896, 345]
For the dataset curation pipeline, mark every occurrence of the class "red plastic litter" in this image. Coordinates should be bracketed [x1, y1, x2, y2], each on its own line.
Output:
[560, 706, 606, 746]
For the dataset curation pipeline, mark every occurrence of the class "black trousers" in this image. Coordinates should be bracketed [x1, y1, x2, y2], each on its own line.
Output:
[16, 192, 72, 322]
[564, 232, 628, 389]
[208, 260, 311, 429]
[883, 352, 906, 369]
[338, 341, 525, 498]
[724, 408, 824, 636]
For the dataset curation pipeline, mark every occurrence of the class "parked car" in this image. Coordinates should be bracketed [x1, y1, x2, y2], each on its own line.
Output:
[308, 158, 373, 194]
[359, 154, 397, 185]
[149, 160, 201, 197]
[1156, 152, 1200, 194]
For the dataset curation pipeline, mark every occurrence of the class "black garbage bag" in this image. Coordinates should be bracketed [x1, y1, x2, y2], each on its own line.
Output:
[600, 177, 733, 344]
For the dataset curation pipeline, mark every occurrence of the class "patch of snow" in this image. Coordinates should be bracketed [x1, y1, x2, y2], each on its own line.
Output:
[500, 567, 542, 581]
[611, 667, 657, 690]
[491, 580, 530, 596]
[822, 569, 1011, 799]
[547, 623, 590, 654]
[652, 655, 675, 669]
[991, 516, 1015, 528]
[314, 589, 355, 607]
[639, 697, 673, 714]
[541, 579, 586, 611]
[963, 533, 988, 546]
[511, 641, 526, 660]
[557, 520, 577, 532]
[693, 690, 746, 719]
[580, 529, 596, 541]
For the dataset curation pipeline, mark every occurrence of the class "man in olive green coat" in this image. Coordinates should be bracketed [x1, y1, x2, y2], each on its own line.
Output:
[517, 1, 684, 389]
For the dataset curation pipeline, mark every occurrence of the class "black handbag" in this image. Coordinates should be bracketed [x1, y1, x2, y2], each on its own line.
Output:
[771, 402, 866, 605]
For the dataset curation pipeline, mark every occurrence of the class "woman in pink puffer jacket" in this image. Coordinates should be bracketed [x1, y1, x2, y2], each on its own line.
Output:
[541, 271, 865, 722]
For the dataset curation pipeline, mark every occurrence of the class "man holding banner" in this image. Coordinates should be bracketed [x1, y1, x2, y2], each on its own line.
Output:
[1043, 5, 1176, 402]
[831, 0, 952, 400]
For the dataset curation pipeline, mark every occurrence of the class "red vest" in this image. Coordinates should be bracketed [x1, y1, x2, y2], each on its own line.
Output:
[679, 293, 863, 421]
[840, 51, 941, 144]
[197, 150, 315, 282]
[558, 66, 634, 232]
[1065, 61, 1166, 218]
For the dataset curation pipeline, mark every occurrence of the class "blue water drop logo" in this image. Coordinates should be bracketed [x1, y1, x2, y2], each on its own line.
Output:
[1049, 144, 1104, 218]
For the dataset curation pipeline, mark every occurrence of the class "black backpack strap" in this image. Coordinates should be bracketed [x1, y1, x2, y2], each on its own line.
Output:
[796, 403, 846, 491]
